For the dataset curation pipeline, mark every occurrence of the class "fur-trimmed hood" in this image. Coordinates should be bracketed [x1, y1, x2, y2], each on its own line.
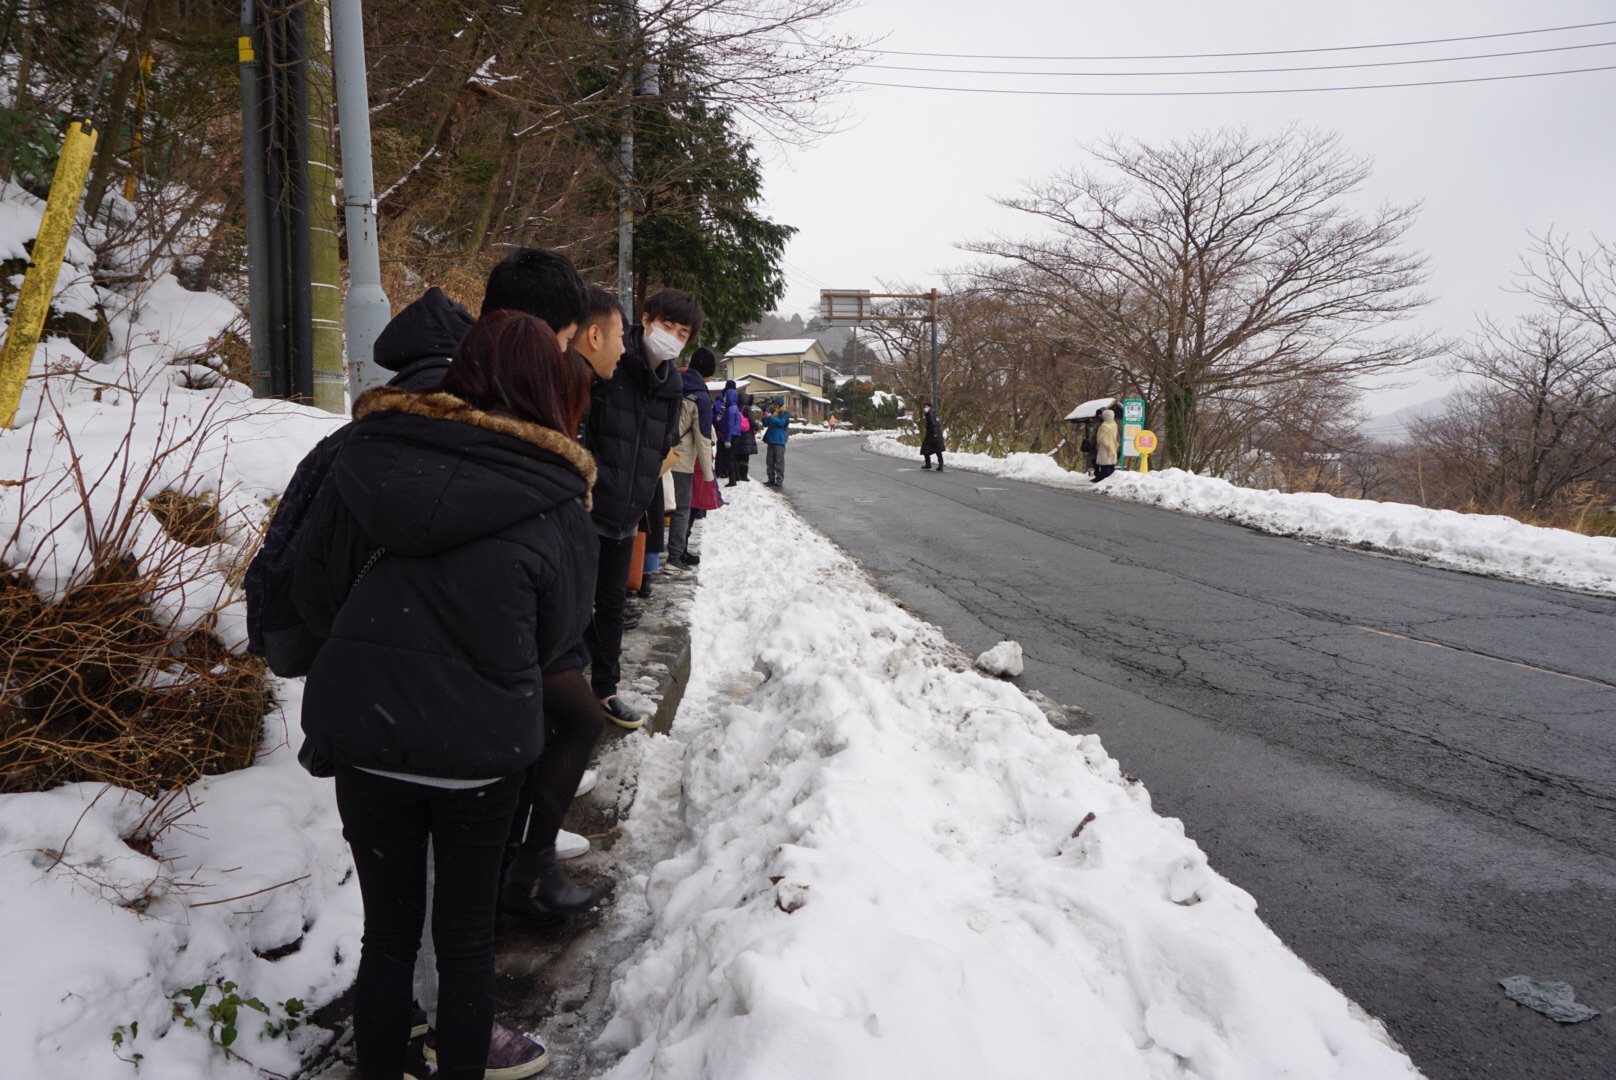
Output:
[355, 387, 596, 491]
[334, 387, 594, 558]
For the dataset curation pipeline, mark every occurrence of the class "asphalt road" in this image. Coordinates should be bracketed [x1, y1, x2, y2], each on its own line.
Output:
[783, 437, 1616, 1080]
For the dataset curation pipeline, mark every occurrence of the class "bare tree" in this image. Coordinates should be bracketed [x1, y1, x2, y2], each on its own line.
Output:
[1437, 311, 1616, 514]
[967, 127, 1435, 471]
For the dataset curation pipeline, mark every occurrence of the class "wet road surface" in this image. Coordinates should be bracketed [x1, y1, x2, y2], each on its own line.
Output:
[783, 437, 1616, 1079]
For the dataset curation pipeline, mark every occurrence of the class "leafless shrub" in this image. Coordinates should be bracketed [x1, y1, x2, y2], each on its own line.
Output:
[1, 388, 270, 795]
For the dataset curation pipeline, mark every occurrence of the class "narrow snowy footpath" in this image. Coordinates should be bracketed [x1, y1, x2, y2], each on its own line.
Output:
[593, 482, 1420, 1079]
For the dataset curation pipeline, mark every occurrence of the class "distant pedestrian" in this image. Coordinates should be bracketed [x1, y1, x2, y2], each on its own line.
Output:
[730, 392, 758, 485]
[763, 398, 791, 487]
[1095, 408, 1119, 481]
[713, 376, 741, 482]
[920, 402, 945, 471]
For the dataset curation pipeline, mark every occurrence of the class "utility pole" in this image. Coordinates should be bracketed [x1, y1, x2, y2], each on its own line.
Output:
[238, 0, 272, 398]
[330, 0, 392, 397]
[305, 0, 345, 413]
[928, 287, 939, 410]
[616, 0, 635, 321]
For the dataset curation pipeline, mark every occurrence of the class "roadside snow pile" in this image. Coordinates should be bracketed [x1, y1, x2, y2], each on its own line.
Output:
[0, 683, 361, 1079]
[1102, 468, 1616, 596]
[975, 639, 1024, 677]
[597, 485, 1419, 1079]
[865, 433, 1091, 490]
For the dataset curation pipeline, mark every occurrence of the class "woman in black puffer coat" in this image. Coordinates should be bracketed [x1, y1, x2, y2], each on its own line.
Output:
[293, 311, 595, 1080]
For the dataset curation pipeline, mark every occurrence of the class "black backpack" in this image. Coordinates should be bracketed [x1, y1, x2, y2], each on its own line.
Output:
[244, 425, 352, 676]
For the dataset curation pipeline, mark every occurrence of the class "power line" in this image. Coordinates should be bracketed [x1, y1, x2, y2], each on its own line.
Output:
[841, 17, 1616, 62]
[862, 37, 1616, 78]
[848, 62, 1616, 97]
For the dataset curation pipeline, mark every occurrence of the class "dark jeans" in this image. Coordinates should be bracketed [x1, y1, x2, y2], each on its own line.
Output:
[1095, 463, 1117, 481]
[766, 443, 786, 485]
[585, 532, 637, 699]
[667, 471, 695, 563]
[715, 439, 733, 481]
[335, 768, 524, 1080]
[509, 669, 608, 855]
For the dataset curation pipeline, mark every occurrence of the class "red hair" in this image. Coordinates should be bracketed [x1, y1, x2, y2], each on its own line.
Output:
[438, 310, 591, 436]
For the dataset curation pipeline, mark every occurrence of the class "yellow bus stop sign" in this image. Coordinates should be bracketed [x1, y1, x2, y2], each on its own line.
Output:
[1135, 429, 1158, 472]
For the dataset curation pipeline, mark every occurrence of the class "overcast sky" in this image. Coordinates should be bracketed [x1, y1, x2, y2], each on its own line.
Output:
[753, 0, 1616, 416]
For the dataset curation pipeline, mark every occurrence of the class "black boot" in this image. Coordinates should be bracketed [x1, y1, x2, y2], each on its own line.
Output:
[499, 845, 596, 925]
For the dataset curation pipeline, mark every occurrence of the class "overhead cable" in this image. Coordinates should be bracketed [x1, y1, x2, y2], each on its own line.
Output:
[848, 62, 1616, 97]
[830, 18, 1616, 62]
[861, 37, 1616, 78]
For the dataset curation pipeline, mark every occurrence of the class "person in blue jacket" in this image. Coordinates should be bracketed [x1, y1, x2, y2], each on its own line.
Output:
[763, 398, 791, 488]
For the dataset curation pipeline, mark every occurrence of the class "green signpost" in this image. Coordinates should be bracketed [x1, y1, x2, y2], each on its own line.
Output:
[1121, 397, 1146, 465]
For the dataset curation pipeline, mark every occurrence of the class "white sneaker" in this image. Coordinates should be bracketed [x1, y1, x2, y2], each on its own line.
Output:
[556, 829, 590, 860]
[575, 769, 598, 798]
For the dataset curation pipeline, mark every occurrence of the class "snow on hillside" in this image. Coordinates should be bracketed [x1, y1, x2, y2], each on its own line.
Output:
[0, 179, 354, 1077]
[596, 483, 1420, 1080]
[862, 434, 1616, 596]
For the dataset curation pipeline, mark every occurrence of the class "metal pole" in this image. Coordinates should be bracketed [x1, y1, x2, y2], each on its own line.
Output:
[928, 287, 939, 412]
[330, 0, 393, 399]
[616, 0, 635, 321]
[238, 0, 272, 398]
[283, 0, 315, 403]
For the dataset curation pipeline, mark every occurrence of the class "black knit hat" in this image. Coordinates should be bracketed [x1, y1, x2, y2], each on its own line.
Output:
[690, 347, 717, 377]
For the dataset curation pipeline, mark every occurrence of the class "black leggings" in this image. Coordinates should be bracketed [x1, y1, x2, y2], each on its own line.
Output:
[509, 669, 608, 854]
[335, 768, 523, 1080]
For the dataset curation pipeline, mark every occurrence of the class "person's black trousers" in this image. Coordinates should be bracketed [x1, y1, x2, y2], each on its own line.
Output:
[585, 532, 637, 699]
[734, 452, 751, 481]
[335, 768, 524, 1080]
[923, 451, 945, 469]
[508, 669, 609, 856]
[715, 438, 733, 482]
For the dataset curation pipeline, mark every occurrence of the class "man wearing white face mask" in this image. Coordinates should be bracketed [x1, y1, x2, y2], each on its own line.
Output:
[581, 288, 704, 729]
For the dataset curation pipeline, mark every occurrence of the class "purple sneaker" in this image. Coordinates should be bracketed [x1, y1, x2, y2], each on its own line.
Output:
[423, 1020, 551, 1078]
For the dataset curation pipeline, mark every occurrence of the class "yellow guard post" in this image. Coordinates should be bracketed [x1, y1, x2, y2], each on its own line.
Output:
[1135, 429, 1158, 473]
[0, 118, 100, 428]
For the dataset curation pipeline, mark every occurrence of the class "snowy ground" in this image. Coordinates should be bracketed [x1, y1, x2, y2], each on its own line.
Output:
[1, 178, 355, 1077]
[864, 434, 1616, 596]
[594, 482, 1421, 1079]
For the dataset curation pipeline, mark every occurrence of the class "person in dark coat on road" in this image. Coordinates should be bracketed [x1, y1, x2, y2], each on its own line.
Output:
[581, 288, 703, 730]
[920, 402, 946, 471]
[293, 311, 596, 1080]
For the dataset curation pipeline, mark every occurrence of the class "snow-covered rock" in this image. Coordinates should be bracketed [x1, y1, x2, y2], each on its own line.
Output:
[974, 639, 1024, 677]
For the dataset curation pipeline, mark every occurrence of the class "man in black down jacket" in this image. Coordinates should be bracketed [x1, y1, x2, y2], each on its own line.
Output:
[582, 288, 703, 728]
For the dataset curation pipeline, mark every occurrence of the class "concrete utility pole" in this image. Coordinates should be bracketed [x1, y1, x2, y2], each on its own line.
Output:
[330, 0, 392, 398]
[616, 0, 636, 321]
